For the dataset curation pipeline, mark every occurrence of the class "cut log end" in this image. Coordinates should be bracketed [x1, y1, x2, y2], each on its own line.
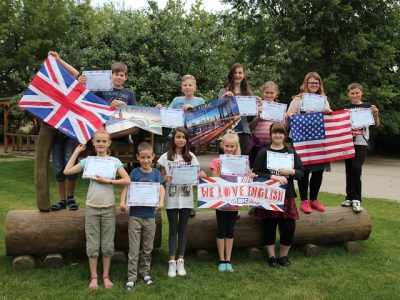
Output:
[42, 253, 64, 268]
[342, 241, 362, 253]
[195, 249, 212, 261]
[301, 243, 319, 256]
[111, 250, 127, 263]
[13, 255, 35, 270]
[246, 247, 263, 259]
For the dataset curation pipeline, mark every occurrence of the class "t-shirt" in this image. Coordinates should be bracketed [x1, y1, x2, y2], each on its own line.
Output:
[95, 88, 136, 106]
[169, 96, 205, 110]
[157, 152, 199, 209]
[80, 156, 124, 207]
[342, 102, 373, 146]
[129, 167, 165, 218]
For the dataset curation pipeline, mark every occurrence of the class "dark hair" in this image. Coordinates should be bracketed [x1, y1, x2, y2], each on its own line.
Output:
[269, 122, 287, 138]
[137, 142, 153, 154]
[167, 127, 192, 163]
[111, 62, 128, 75]
[225, 63, 252, 96]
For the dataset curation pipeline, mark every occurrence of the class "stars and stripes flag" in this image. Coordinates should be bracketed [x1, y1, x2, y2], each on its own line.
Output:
[290, 110, 355, 165]
[18, 55, 115, 143]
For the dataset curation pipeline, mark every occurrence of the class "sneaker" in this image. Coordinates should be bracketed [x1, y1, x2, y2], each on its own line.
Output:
[310, 200, 325, 212]
[225, 263, 234, 272]
[300, 200, 312, 214]
[168, 260, 177, 278]
[341, 199, 352, 207]
[176, 259, 186, 276]
[142, 273, 154, 285]
[352, 200, 363, 213]
[277, 256, 291, 267]
[124, 280, 135, 292]
[218, 262, 226, 272]
[267, 256, 279, 268]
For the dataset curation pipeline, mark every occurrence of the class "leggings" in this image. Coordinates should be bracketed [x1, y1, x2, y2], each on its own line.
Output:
[167, 208, 191, 257]
[263, 218, 296, 246]
[298, 169, 324, 201]
[345, 145, 367, 201]
[216, 210, 238, 239]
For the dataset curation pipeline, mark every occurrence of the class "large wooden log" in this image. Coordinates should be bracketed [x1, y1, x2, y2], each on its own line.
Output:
[185, 207, 371, 249]
[5, 210, 162, 256]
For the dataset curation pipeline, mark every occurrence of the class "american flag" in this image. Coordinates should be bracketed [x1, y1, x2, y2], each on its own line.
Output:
[290, 110, 355, 165]
[19, 55, 115, 143]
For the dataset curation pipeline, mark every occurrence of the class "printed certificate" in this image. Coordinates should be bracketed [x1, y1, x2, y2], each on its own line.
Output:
[235, 96, 258, 116]
[220, 154, 249, 176]
[350, 108, 375, 129]
[301, 93, 327, 112]
[82, 156, 117, 179]
[160, 107, 185, 128]
[127, 182, 160, 207]
[82, 70, 112, 91]
[171, 165, 200, 185]
[267, 151, 294, 170]
[260, 102, 287, 122]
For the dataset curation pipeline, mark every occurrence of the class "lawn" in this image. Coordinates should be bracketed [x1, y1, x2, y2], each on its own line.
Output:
[0, 156, 399, 299]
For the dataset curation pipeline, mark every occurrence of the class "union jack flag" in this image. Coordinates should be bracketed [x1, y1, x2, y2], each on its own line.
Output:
[19, 55, 115, 143]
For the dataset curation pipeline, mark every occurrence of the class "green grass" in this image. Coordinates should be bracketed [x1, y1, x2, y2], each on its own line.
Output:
[1, 157, 400, 299]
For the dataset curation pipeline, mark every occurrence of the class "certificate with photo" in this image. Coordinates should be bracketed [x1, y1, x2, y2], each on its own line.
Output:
[171, 165, 200, 185]
[267, 151, 294, 170]
[82, 70, 112, 91]
[235, 96, 258, 116]
[220, 154, 249, 176]
[301, 93, 327, 112]
[82, 156, 118, 179]
[260, 102, 287, 122]
[127, 182, 160, 207]
[350, 108, 375, 129]
[160, 107, 185, 128]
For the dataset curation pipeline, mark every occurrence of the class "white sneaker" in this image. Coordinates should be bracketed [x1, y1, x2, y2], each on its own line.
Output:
[168, 260, 177, 278]
[341, 199, 352, 207]
[176, 259, 187, 276]
[352, 200, 363, 213]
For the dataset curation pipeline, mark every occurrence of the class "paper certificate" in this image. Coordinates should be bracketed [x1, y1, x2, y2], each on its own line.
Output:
[160, 107, 185, 128]
[235, 96, 258, 116]
[171, 165, 200, 185]
[82, 70, 112, 91]
[301, 93, 327, 112]
[261, 102, 287, 122]
[127, 182, 160, 207]
[267, 151, 294, 170]
[350, 108, 375, 129]
[220, 155, 249, 176]
[82, 156, 118, 179]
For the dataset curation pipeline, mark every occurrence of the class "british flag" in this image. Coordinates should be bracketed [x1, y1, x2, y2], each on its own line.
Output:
[18, 55, 115, 143]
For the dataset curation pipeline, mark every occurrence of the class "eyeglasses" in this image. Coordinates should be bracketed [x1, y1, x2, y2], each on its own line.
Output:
[307, 81, 320, 86]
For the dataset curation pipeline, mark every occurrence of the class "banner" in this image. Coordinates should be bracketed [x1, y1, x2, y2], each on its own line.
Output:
[105, 105, 162, 135]
[197, 177, 286, 212]
[185, 98, 241, 147]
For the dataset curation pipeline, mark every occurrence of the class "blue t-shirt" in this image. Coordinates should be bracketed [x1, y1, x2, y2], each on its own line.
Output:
[169, 96, 205, 110]
[129, 167, 165, 218]
[95, 88, 136, 106]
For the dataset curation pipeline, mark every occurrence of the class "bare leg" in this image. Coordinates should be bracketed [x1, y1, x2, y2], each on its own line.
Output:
[102, 256, 113, 288]
[66, 179, 76, 198]
[216, 238, 225, 261]
[279, 245, 290, 257]
[169, 255, 176, 261]
[225, 238, 234, 262]
[56, 181, 66, 200]
[88, 257, 98, 288]
[266, 245, 276, 258]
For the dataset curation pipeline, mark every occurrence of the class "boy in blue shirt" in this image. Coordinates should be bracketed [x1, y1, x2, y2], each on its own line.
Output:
[120, 142, 165, 292]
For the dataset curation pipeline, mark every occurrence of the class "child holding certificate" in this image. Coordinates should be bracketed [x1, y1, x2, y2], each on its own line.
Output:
[158, 127, 206, 278]
[120, 142, 165, 291]
[64, 129, 130, 290]
[287, 72, 332, 214]
[253, 122, 304, 267]
[342, 83, 380, 213]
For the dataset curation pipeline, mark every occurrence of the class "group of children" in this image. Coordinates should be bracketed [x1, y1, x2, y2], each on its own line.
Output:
[46, 53, 380, 290]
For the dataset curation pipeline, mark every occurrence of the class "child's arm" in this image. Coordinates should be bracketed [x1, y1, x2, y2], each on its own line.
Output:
[323, 99, 333, 114]
[372, 105, 380, 127]
[63, 144, 86, 175]
[156, 185, 165, 211]
[160, 166, 172, 181]
[48, 51, 79, 78]
[119, 185, 128, 212]
[95, 165, 131, 185]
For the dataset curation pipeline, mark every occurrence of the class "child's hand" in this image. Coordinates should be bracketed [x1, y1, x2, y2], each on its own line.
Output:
[256, 96, 263, 106]
[271, 175, 288, 185]
[287, 112, 295, 118]
[48, 51, 60, 61]
[199, 170, 207, 179]
[120, 203, 127, 212]
[183, 104, 194, 111]
[248, 172, 258, 179]
[156, 104, 163, 109]
[323, 108, 333, 114]
[75, 144, 86, 153]
[223, 91, 234, 98]
[78, 74, 87, 84]
[164, 175, 172, 181]
[110, 99, 126, 107]
[155, 203, 164, 210]
[94, 175, 112, 184]
[371, 105, 379, 115]
[279, 168, 295, 176]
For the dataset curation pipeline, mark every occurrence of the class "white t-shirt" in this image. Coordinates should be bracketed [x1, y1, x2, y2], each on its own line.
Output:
[157, 152, 199, 209]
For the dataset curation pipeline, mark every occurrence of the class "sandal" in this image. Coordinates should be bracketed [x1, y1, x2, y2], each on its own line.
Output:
[66, 198, 79, 211]
[50, 200, 66, 211]
[89, 277, 98, 290]
[103, 276, 113, 289]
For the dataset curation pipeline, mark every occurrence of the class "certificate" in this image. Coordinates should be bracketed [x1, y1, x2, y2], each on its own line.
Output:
[261, 102, 287, 122]
[220, 155, 249, 176]
[82, 70, 112, 91]
[235, 96, 258, 116]
[171, 165, 199, 185]
[160, 107, 185, 128]
[350, 108, 375, 129]
[301, 93, 327, 112]
[127, 182, 160, 207]
[267, 151, 294, 170]
[82, 156, 118, 179]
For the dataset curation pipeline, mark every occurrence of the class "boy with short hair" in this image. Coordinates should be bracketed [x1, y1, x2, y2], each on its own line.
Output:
[120, 142, 165, 292]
